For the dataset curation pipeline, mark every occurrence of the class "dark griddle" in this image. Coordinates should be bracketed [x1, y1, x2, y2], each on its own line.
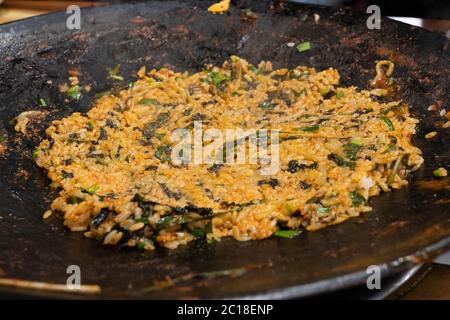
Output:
[0, 0, 449, 299]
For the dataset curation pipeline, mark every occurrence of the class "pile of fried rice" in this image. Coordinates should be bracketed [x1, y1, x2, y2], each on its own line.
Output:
[35, 56, 423, 250]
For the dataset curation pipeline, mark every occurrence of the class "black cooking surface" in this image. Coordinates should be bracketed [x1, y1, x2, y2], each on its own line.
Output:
[0, 0, 449, 299]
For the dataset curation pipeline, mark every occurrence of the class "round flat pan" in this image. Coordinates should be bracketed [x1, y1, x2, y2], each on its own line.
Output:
[0, 0, 449, 299]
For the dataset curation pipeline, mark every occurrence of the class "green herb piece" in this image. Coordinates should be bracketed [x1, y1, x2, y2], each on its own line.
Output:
[137, 98, 158, 105]
[137, 239, 153, 250]
[258, 101, 276, 110]
[80, 185, 99, 194]
[190, 228, 205, 238]
[0, 134, 7, 143]
[32, 148, 40, 159]
[135, 217, 149, 225]
[155, 133, 166, 141]
[344, 141, 364, 160]
[207, 71, 229, 86]
[350, 191, 365, 206]
[109, 75, 124, 81]
[317, 206, 331, 216]
[433, 167, 447, 178]
[67, 85, 81, 100]
[298, 125, 320, 132]
[381, 117, 394, 131]
[108, 64, 123, 81]
[155, 216, 175, 231]
[336, 91, 344, 99]
[328, 153, 356, 170]
[387, 143, 396, 152]
[248, 65, 259, 73]
[296, 41, 311, 52]
[387, 154, 404, 185]
[155, 145, 171, 163]
[273, 230, 301, 239]
[203, 222, 212, 234]
[129, 81, 136, 88]
[67, 196, 84, 204]
[85, 122, 94, 131]
[62, 171, 74, 179]
[38, 98, 47, 107]
[350, 138, 364, 146]
[319, 88, 330, 96]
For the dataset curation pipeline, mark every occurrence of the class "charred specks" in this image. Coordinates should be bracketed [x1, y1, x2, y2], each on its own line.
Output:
[191, 113, 206, 121]
[159, 182, 182, 200]
[299, 181, 312, 189]
[98, 127, 108, 140]
[287, 160, 318, 173]
[105, 119, 118, 128]
[257, 178, 279, 188]
[142, 112, 169, 140]
[61, 170, 74, 179]
[204, 188, 215, 200]
[91, 209, 109, 228]
[322, 91, 336, 100]
[208, 164, 223, 174]
[68, 133, 81, 143]
[184, 204, 213, 216]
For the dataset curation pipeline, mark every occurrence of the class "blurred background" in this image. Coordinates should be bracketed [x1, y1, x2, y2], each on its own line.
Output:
[0, 0, 449, 35]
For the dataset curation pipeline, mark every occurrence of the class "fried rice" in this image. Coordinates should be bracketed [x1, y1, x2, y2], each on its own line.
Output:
[34, 56, 424, 250]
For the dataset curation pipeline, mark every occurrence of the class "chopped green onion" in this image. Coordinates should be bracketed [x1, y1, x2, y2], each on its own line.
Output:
[317, 206, 331, 216]
[319, 88, 330, 96]
[258, 101, 276, 110]
[273, 230, 301, 239]
[189, 228, 205, 238]
[155, 215, 175, 231]
[336, 91, 344, 99]
[387, 154, 404, 185]
[248, 65, 259, 73]
[67, 85, 81, 100]
[0, 134, 7, 143]
[328, 153, 356, 170]
[350, 191, 365, 206]
[350, 138, 364, 146]
[285, 201, 296, 214]
[109, 75, 124, 81]
[80, 185, 99, 194]
[298, 125, 320, 132]
[137, 98, 158, 105]
[433, 167, 448, 178]
[155, 145, 171, 163]
[155, 133, 166, 141]
[207, 71, 229, 86]
[344, 141, 364, 160]
[32, 148, 39, 159]
[67, 196, 84, 204]
[85, 122, 94, 131]
[108, 64, 120, 75]
[135, 217, 149, 225]
[296, 41, 311, 53]
[381, 117, 394, 131]
[137, 239, 154, 250]
[38, 98, 47, 107]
